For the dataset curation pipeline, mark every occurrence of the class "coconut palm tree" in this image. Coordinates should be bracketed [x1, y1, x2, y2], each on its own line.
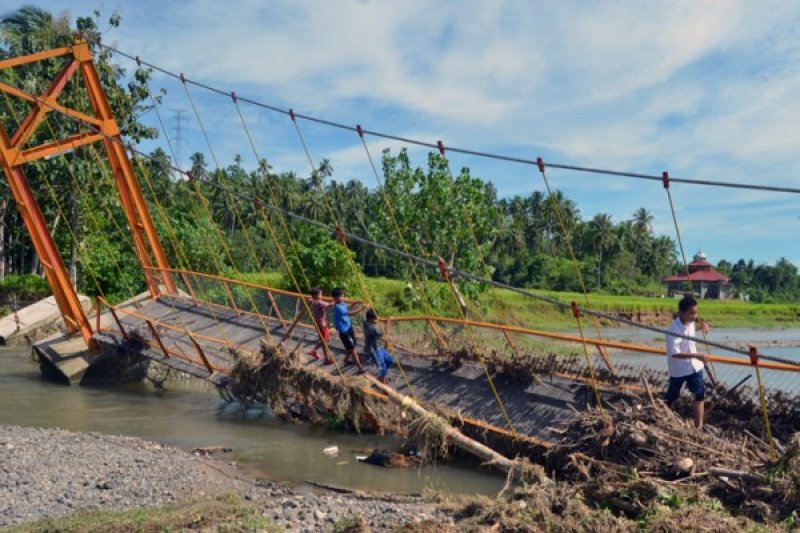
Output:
[589, 213, 615, 287]
[632, 207, 654, 267]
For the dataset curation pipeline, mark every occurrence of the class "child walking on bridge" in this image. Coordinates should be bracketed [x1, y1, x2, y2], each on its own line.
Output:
[363, 308, 394, 384]
[331, 287, 365, 371]
[307, 287, 333, 364]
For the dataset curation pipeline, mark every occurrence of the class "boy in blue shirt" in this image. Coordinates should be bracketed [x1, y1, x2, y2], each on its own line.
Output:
[331, 288, 365, 371]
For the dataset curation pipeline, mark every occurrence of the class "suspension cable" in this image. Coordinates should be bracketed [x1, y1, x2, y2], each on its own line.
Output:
[571, 302, 606, 418]
[179, 76, 265, 272]
[423, 142, 519, 435]
[356, 125, 451, 350]
[661, 171, 723, 387]
[229, 93, 346, 377]
[95, 42, 800, 196]
[289, 113, 416, 393]
[536, 159, 616, 375]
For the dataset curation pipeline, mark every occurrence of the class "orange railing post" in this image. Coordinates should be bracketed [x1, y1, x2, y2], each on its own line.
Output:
[187, 332, 214, 374]
[105, 304, 128, 340]
[265, 289, 284, 323]
[502, 329, 521, 359]
[180, 271, 199, 305]
[427, 319, 449, 351]
[222, 280, 240, 316]
[144, 319, 170, 359]
[94, 296, 102, 333]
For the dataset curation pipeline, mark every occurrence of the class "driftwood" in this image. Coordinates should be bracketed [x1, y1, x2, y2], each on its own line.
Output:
[708, 467, 764, 483]
[366, 374, 546, 482]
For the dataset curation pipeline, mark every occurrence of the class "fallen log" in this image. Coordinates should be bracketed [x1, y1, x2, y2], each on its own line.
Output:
[365, 374, 545, 481]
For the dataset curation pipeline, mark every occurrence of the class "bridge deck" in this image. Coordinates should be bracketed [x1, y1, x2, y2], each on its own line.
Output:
[94, 295, 593, 441]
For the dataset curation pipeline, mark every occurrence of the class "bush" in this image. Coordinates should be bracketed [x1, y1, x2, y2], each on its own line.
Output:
[0, 274, 51, 303]
[281, 226, 359, 294]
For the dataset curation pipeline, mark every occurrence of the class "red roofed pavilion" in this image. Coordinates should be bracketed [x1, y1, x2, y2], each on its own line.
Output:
[665, 251, 732, 299]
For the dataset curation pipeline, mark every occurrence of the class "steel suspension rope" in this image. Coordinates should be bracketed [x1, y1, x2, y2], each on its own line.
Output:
[661, 171, 721, 385]
[118, 81, 276, 345]
[749, 347, 777, 459]
[356, 125, 451, 351]
[8, 74, 799, 370]
[423, 141, 520, 436]
[227, 94, 313, 289]
[536, 158, 616, 376]
[570, 302, 606, 417]
[179, 75, 266, 272]
[228, 93, 348, 377]
[289, 112, 418, 395]
[662, 172, 777, 446]
[431, 140, 524, 361]
[96, 42, 800, 196]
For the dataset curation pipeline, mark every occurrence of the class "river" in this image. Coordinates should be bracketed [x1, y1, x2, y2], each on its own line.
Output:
[0, 345, 504, 495]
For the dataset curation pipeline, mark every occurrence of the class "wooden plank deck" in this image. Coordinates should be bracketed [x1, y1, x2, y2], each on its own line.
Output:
[94, 295, 595, 441]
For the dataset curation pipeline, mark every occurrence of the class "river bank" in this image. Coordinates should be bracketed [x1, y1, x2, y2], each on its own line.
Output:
[0, 424, 449, 531]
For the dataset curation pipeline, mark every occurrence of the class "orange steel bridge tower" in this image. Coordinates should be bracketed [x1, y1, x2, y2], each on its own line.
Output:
[0, 39, 175, 346]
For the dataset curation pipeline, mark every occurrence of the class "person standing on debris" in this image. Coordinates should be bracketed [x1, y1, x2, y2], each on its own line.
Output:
[364, 308, 394, 384]
[331, 287, 365, 372]
[307, 287, 333, 364]
[665, 295, 711, 429]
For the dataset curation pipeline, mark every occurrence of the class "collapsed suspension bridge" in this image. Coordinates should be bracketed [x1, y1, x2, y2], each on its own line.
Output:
[0, 40, 798, 467]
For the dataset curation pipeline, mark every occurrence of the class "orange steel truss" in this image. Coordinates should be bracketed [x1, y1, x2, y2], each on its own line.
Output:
[0, 40, 175, 345]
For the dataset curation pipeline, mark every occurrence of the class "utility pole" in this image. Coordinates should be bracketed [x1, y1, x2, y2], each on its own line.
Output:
[169, 108, 187, 171]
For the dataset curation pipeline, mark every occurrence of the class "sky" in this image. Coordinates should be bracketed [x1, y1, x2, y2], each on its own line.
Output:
[14, 1, 800, 267]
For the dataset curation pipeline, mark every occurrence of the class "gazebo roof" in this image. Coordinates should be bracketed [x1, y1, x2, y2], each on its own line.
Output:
[665, 270, 730, 283]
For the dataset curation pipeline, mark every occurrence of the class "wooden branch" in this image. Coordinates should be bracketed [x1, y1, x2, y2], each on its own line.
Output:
[365, 374, 537, 479]
[709, 467, 764, 483]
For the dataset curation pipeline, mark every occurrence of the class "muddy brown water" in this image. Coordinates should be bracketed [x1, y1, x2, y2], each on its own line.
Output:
[0, 346, 504, 495]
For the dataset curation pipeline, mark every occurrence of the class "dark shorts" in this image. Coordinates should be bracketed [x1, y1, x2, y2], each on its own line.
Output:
[665, 369, 705, 403]
[339, 327, 357, 351]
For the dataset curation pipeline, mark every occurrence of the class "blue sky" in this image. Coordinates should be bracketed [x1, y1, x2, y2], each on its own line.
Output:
[22, 1, 800, 267]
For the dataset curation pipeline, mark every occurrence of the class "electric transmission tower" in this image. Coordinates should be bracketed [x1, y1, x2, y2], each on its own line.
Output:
[169, 108, 188, 170]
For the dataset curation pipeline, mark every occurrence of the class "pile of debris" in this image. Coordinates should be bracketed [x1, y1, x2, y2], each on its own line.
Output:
[542, 392, 800, 523]
[441, 393, 800, 531]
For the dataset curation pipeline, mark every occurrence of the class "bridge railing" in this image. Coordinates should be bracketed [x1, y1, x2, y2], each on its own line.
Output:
[103, 268, 800, 399]
[95, 296, 252, 375]
[382, 315, 800, 399]
[146, 266, 366, 338]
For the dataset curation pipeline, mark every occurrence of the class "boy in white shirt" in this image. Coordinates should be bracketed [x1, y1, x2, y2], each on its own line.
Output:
[665, 296, 710, 429]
